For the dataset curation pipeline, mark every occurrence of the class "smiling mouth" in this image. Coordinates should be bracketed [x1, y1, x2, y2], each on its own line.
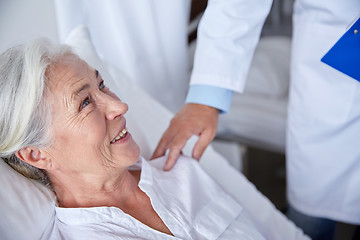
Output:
[110, 128, 128, 144]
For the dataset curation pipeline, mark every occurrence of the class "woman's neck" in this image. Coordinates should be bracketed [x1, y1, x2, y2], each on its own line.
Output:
[51, 166, 173, 236]
[50, 168, 142, 209]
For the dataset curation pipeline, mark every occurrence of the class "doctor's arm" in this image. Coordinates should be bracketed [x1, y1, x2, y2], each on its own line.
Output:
[152, 85, 233, 170]
[152, 0, 272, 170]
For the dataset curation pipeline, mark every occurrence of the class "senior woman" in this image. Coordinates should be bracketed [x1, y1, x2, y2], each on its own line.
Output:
[0, 39, 264, 239]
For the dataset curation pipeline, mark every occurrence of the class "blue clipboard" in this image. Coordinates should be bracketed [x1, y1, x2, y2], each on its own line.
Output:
[321, 17, 360, 82]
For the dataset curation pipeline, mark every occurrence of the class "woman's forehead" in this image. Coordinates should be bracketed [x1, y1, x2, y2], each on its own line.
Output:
[49, 55, 94, 92]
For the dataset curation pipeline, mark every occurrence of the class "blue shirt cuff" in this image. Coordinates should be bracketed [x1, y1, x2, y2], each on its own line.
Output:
[185, 84, 233, 113]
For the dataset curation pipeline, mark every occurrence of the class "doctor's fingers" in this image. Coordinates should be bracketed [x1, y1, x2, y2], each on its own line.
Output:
[151, 124, 189, 158]
[151, 127, 176, 160]
[192, 128, 217, 160]
[163, 133, 192, 171]
[163, 130, 195, 170]
[163, 147, 183, 171]
[152, 128, 194, 170]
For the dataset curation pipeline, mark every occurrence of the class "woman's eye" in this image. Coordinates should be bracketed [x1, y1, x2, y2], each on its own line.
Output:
[99, 81, 105, 90]
[80, 97, 90, 110]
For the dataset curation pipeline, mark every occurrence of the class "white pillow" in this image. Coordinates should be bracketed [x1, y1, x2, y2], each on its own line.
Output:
[0, 158, 55, 239]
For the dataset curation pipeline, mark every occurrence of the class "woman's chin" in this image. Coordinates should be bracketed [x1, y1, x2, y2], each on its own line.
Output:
[120, 143, 141, 166]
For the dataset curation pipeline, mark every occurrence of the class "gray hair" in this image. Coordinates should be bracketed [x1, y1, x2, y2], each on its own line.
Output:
[0, 38, 71, 187]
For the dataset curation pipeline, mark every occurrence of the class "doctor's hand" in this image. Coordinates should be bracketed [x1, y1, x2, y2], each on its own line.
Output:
[151, 103, 219, 171]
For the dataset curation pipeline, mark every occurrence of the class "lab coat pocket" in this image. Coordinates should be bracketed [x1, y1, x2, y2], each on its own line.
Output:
[291, 22, 359, 126]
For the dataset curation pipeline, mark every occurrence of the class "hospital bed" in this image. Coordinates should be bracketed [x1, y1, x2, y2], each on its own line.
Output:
[0, 25, 309, 240]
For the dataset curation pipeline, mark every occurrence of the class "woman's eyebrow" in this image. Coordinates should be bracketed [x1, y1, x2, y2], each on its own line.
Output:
[74, 84, 90, 96]
[72, 70, 98, 98]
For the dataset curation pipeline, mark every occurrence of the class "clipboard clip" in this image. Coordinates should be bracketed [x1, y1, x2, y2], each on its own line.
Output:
[346, 12, 360, 30]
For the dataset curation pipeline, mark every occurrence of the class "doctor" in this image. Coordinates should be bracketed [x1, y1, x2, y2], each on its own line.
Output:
[153, 0, 360, 239]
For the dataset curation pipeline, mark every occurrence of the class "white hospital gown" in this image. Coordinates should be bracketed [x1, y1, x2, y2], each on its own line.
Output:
[43, 156, 264, 239]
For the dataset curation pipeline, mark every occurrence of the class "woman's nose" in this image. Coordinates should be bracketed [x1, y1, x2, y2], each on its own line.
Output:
[100, 94, 128, 120]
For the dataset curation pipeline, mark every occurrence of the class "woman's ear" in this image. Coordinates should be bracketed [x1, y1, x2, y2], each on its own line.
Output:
[15, 147, 51, 170]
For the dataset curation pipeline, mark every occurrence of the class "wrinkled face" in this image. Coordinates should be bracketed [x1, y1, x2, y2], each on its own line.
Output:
[45, 54, 140, 177]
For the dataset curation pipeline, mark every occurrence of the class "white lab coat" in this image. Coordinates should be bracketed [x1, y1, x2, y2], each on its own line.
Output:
[191, 0, 360, 224]
[55, 0, 192, 113]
